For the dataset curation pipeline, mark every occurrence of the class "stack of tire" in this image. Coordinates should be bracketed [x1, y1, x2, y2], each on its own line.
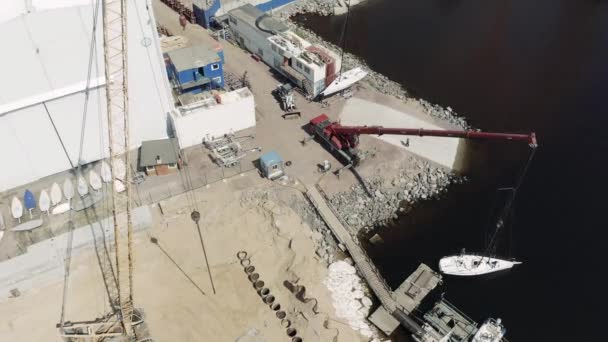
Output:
[238, 251, 302, 342]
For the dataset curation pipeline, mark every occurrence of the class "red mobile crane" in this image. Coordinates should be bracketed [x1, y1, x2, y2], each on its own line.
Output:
[307, 114, 538, 167]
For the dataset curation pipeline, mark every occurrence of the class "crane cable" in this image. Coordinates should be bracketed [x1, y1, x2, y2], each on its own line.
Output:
[484, 146, 537, 256]
[57, 0, 103, 329]
[337, 0, 352, 78]
[133, 1, 218, 295]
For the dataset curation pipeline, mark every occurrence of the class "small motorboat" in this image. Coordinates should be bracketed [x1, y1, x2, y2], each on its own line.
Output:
[12, 219, 44, 232]
[63, 179, 75, 200]
[100, 161, 112, 183]
[11, 197, 23, 222]
[24, 190, 36, 218]
[52, 202, 71, 215]
[50, 182, 62, 206]
[114, 179, 126, 193]
[77, 175, 89, 196]
[39, 190, 51, 214]
[89, 170, 102, 191]
[114, 159, 126, 181]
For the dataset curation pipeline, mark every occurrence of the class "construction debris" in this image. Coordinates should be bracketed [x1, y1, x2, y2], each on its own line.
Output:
[324, 259, 376, 339]
[329, 158, 465, 233]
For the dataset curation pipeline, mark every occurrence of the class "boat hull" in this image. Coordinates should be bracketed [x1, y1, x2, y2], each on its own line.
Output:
[439, 254, 521, 276]
[321, 67, 368, 97]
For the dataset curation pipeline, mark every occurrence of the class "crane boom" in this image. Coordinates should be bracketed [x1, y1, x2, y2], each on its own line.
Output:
[332, 126, 537, 147]
[307, 113, 538, 167]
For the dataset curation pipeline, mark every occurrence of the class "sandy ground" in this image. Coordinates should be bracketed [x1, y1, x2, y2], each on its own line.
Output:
[0, 174, 366, 341]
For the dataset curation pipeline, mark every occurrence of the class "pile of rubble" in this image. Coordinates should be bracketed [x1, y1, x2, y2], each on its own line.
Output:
[324, 259, 377, 339]
[329, 160, 465, 232]
[417, 100, 470, 129]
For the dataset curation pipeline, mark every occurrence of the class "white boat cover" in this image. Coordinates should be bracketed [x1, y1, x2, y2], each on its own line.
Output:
[89, 170, 102, 190]
[52, 202, 71, 215]
[100, 161, 112, 183]
[50, 182, 62, 205]
[11, 197, 23, 219]
[77, 175, 89, 196]
[114, 179, 126, 193]
[12, 219, 44, 232]
[63, 179, 75, 200]
[439, 254, 521, 276]
[39, 190, 51, 212]
[321, 67, 368, 97]
[114, 159, 126, 181]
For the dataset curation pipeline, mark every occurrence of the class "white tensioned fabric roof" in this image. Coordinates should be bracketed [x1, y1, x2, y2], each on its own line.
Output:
[0, 0, 175, 191]
[0, 0, 173, 117]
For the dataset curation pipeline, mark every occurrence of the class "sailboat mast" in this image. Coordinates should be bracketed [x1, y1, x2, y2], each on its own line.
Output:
[482, 147, 537, 258]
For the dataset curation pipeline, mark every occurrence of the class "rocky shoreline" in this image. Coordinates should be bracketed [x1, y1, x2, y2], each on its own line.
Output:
[328, 157, 465, 233]
[277, 0, 366, 17]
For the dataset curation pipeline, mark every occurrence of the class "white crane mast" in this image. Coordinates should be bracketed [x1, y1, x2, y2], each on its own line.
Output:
[103, 0, 135, 335]
[57, 1, 138, 339]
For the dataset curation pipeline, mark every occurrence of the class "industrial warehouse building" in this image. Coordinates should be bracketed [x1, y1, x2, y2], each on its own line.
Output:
[0, 0, 256, 192]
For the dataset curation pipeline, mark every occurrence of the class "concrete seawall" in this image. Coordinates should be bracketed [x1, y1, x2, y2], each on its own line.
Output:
[0, 205, 152, 301]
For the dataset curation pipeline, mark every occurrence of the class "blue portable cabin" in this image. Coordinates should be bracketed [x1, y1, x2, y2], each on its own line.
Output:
[259, 151, 284, 180]
[165, 45, 224, 94]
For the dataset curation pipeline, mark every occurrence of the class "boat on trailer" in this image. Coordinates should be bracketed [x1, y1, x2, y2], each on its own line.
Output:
[320, 67, 367, 97]
[439, 249, 521, 276]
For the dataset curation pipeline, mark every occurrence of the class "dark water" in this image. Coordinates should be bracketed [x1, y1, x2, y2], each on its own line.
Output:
[295, 1, 608, 341]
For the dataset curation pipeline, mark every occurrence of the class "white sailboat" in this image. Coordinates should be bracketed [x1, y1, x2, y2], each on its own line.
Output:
[11, 197, 23, 222]
[63, 179, 75, 200]
[439, 187, 525, 277]
[439, 250, 521, 276]
[472, 318, 506, 342]
[100, 161, 112, 183]
[320, 67, 368, 97]
[39, 190, 51, 214]
[50, 182, 62, 206]
[77, 175, 89, 196]
[89, 170, 102, 191]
